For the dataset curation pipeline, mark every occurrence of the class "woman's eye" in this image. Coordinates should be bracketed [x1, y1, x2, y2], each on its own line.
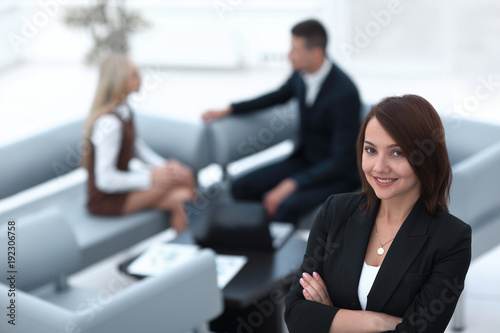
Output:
[364, 147, 375, 154]
[393, 150, 404, 157]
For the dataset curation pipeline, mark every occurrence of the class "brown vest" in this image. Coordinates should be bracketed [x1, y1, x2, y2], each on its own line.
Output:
[86, 111, 135, 215]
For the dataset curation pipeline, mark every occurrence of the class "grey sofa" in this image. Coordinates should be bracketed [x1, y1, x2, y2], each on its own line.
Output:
[0, 112, 210, 271]
[0, 206, 222, 333]
[206, 99, 500, 330]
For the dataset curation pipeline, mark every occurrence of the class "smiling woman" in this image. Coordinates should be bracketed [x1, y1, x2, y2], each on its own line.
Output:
[358, 95, 452, 217]
[285, 94, 471, 333]
[362, 117, 421, 207]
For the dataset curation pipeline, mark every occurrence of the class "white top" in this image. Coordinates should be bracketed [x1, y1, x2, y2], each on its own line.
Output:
[90, 103, 167, 193]
[357, 261, 380, 310]
[301, 58, 332, 107]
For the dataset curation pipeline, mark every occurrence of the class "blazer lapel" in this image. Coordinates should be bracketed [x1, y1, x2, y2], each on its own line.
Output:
[367, 198, 431, 311]
[342, 201, 379, 309]
[297, 75, 307, 108]
[296, 76, 308, 131]
[310, 65, 336, 111]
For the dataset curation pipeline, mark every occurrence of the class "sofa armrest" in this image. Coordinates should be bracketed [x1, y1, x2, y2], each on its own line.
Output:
[80, 248, 222, 333]
[0, 249, 222, 333]
[0, 283, 76, 332]
[135, 113, 210, 172]
[206, 99, 299, 168]
[449, 141, 500, 228]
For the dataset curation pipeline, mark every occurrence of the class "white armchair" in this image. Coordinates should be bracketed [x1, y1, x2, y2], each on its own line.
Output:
[0, 206, 223, 333]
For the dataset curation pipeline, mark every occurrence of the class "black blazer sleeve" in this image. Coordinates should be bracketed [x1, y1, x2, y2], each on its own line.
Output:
[389, 222, 471, 332]
[230, 74, 296, 114]
[284, 194, 360, 333]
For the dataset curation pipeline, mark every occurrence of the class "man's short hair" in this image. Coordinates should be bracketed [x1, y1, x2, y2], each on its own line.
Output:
[291, 19, 328, 51]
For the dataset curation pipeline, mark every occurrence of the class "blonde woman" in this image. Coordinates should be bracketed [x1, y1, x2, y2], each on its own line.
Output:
[82, 54, 195, 232]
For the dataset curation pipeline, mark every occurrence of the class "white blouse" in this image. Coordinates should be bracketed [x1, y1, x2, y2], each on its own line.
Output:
[90, 103, 167, 193]
[357, 261, 380, 310]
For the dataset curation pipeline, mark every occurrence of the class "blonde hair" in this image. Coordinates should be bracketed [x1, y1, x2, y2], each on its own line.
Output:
[82, 54, 131, 168]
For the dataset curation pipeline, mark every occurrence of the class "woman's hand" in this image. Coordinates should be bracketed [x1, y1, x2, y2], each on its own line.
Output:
[151, 166, 175, 189]
[299, 271, 403, 332]
[377, 312, 403, 331]
[299, 271, 333, 306]
[330, 310, 402, 333]
[165, 159, 191, 181]
[151, 160, 183, 188]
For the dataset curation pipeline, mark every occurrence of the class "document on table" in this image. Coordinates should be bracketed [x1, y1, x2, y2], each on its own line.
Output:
[126, 243, 247, 288]
[126, 243, 200, 277]
[215, 255, 248, 288]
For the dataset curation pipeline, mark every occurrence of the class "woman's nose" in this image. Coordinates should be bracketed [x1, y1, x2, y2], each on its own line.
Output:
[373, 155, 390, 173]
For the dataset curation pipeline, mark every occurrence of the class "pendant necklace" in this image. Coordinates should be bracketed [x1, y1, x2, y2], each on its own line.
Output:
[374, 223, 395, 256]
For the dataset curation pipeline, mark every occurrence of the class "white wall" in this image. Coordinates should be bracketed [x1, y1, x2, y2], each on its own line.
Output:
[1, 0, 499, 75]
[0, 2, 24, 68]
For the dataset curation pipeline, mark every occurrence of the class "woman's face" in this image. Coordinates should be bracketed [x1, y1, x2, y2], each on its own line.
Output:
[125, 61, 141, 94]
[362, 117, 421, 203]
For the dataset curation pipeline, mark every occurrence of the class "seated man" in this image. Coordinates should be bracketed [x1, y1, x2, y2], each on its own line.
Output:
[202, 19, 361, 224]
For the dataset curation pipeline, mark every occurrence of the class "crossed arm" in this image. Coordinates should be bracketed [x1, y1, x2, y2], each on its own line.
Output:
[300, 271, 402, 333]
[285, 196, 471, 333]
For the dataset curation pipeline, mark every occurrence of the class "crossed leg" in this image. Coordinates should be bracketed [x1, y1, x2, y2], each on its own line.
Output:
[122, 169, 196, 232]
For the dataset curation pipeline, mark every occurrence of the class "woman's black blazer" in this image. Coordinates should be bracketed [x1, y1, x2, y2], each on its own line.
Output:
[285, 193, 471, 333]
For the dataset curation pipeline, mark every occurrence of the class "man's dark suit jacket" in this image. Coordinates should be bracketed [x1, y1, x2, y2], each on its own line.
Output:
[231, 62, 361, 189]
[285, 193, 472, 333]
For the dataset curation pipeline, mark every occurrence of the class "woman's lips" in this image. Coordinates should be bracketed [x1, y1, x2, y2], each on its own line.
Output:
[373, 176, 398, 187]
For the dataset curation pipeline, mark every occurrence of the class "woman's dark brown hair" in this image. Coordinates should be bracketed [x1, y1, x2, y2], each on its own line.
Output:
[357, 95, 452, 216]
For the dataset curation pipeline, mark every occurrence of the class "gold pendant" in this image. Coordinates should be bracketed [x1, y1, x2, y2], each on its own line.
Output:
[377, 247, 384, 255]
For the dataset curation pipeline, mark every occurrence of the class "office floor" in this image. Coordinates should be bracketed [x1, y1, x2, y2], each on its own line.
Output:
[1, 60, 499, 332]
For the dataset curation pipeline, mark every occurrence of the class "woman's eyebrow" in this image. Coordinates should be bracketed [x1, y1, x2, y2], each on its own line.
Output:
[364, 140, 400, 148]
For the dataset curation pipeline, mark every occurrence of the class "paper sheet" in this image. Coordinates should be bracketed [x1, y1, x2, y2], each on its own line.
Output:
[126, 243, 199, 277]
[126, 243, 247, 288]
[215, 255, 248, 288]
[269, 222, 294, 248]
